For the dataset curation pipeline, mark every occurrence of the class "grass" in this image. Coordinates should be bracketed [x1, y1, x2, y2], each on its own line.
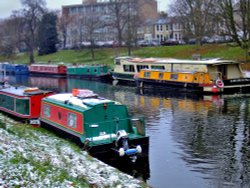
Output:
[1, 43, 250, 69]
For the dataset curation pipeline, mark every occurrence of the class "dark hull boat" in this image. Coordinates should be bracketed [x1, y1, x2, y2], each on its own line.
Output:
[40, 89, 149, 160]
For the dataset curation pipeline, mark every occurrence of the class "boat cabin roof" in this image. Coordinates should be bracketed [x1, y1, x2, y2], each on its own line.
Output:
[0, 85, 49, 96]
[46, 93, 118, 109]
[117, 57, 239, 66]
[29, 64, 65, 67]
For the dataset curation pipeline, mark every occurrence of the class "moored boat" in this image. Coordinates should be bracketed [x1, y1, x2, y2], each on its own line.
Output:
[40, 89, 149, 160]
[0, 81, 54, 124]
[0, 62, 29, 75]
[67, 64, 111, 80]
[135, 58, 250, 94]
[29, 63, 67, 77]
[112, 56, 172, 83]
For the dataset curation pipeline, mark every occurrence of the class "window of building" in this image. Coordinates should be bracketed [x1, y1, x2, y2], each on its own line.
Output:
[156, 25, 159, 31]
[68, 113, 77, 128]
[160, 25, 163, 31]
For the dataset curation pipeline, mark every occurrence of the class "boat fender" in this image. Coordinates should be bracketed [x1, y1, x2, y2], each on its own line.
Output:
[216, 79, 224, 88]
[136, 145, 142, 153]
[125, 148, 137, 156]
[119, 148, 125, 157]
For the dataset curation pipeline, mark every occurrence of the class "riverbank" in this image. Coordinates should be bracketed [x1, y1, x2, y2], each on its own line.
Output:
[0, 113, 148, 188]
[0, 44, 249, 69]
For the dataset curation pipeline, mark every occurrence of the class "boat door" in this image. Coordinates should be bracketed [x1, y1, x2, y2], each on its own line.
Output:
[218, 65, 227, 80]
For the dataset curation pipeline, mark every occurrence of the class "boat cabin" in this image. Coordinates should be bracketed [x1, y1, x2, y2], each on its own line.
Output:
[40, 89, 149, 158]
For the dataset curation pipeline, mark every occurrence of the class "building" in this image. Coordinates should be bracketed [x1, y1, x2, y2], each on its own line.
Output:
[154, 16, 184, 43]
[61, 0, 158, 48]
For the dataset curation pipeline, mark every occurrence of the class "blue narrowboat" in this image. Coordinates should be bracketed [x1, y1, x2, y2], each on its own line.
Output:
[0, 63, 29, 75]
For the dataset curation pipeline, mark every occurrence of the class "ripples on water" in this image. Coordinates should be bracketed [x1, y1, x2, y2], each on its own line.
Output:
[4, 75, 250, 188]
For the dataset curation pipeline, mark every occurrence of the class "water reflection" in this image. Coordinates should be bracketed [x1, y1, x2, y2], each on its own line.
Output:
[29, 76, 67, 93]
[2, 75, 250, 188]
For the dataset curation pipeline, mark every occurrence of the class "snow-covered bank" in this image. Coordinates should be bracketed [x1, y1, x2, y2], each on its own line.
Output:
[0, 114, 148, 188]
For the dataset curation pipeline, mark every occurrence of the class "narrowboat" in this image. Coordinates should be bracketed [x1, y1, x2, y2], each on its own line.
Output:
[67, 64, 111, 80]
[112, 56, 168, 82]
[40, 89, 149, 160]
[135, 58, 250, 94]
[29, 63, 67, 77]
[0, 81, 54, 125]
[0, 62, 29, 75]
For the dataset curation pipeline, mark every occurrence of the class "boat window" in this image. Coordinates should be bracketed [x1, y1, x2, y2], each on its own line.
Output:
[16, 98, 30, 115]
[58, 112, 62, 120]
[159, 72, 164, 79]
[137, 65, 149, 72]
[144, 72, 150, 78]
[170, 74, 178, 80]
[0, 94, 14, 111]
[123, 65, 135, 72]
[115, 59, 121, 65]
[68, 113, 77, 128]
[151, 65, 165, 70]
[94, 69, 97, 72]
[87, 69, 90, 72]
[44, 105, 51, 117]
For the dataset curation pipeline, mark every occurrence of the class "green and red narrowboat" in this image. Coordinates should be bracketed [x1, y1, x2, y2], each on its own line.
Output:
[0, 81, 53, 124]
[40, 89, 149, 159]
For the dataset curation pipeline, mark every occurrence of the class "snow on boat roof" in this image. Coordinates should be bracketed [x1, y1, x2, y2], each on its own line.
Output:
[0, 85, 45, 96]
[46, 93, 115, 108]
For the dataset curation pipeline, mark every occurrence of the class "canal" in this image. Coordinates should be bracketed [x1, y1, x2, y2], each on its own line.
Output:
[5, 75, 250, 188]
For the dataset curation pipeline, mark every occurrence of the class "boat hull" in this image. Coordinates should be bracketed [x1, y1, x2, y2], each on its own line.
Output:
[87, 136, 149, 158]
[67, 73, 112, 81]
[111, 72, 135, 82]
[136, 78, 250, 94]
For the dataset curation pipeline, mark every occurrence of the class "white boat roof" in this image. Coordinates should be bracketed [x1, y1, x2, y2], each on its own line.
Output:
[117, 57, 239, 65]
[46, 93, 117, 109]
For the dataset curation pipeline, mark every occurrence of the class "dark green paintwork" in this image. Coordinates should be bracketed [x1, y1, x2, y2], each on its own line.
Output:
[43, 96, 146, 147]
[0, 94, 30, 115]
[67, 65, 109, 76]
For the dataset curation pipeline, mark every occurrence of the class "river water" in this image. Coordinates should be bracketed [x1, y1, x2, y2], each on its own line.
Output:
[5, 75, 250, 188]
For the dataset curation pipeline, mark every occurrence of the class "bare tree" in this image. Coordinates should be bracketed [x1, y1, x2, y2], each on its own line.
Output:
[81, 6, 103, 60]
[0, 12, 24, 58]
[218, 0, 250, 61]
[21, 0, 46, 64]
[108, 0, 142, 55]
[169, 0, 217, 46]
[57, 13, 73, 49]
[108, 0, 129, 46]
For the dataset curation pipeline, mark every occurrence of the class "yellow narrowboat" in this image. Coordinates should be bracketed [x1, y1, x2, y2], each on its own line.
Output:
[134, 58, 250, 94]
